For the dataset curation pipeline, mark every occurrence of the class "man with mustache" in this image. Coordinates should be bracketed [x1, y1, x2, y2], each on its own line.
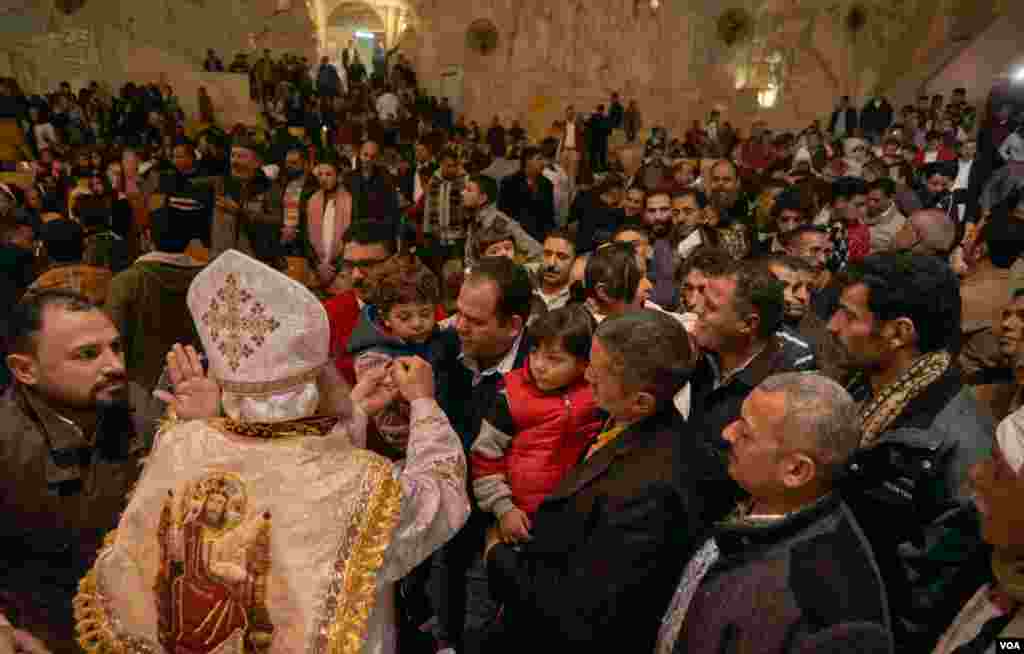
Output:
[643, 190, 680, 308]
[274, 144, 319, 258]
[0, 290, 169, 653]
[699, 160, 753, 261]
[828, 254, 992, 650]
[210, 135, 285, 266]
[536, 229, 576, 310]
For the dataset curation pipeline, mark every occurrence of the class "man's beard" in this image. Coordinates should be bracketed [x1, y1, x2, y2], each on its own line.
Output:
[651, 222, 671, 238]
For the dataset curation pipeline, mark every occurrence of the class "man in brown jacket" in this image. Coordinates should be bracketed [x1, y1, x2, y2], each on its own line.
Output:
[0, 290, 166, 653]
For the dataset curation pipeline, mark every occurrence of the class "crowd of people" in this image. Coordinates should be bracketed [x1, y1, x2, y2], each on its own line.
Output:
[1, 42, 1024, 654]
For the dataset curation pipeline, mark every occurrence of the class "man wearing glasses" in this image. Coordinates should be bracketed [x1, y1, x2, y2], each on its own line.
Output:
[323, 221, 400, 385]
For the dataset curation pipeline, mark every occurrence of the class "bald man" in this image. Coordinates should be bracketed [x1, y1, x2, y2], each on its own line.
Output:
[890, 208, 956, 257]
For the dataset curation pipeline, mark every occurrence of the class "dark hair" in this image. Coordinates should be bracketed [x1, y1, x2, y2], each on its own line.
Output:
[757, 253, 816, 276]
[7, 290, 99, 354]
[438, 148, 459, 164]
[831, 177, 868, 202]
[466, 257, 534, 325]
[373, 261, 440, 316]
[529, 304, 595, 360]
[782, 224, 829, 248]
[704, 261, 785, 339]
[476, 219, 517, 258]
[672, 188, 707, 208]
[520, 145, 542, 170]
[585, 242, 642, 303]
[772, 188, 808, 219]
[867, 177, 896, 198]
[342, 220, 397, 255]
[544, 228, 576, 254]
[40, 219, 85, 263]
[844, 253, 960, 353]
[468, 174, 498, 205]
[540, 137, 559, 159]
[675, 247, 733, 284]
[612, 222, 651, 244]
[594, 310, 694, 406]
[150, 206, 191, 253]
[982, 211, 1024, 269]
[75, 196, 112, 232]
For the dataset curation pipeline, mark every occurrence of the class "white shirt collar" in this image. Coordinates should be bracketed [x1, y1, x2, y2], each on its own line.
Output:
[459, 331, 525, 384]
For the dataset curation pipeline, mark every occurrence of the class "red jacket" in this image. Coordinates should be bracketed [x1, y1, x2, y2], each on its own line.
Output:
[324, 289, 361, 385]
[473, 363, 603, 516]
[913, 146, 956, 167]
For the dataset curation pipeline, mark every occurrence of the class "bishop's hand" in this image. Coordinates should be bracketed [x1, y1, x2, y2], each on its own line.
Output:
[351, 363, 399, 417]
[153, 344, 222, 420]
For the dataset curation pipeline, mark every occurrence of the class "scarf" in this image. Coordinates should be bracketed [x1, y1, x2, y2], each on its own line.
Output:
[858, 350, 952, 447]
[993, 547, 1024, 604]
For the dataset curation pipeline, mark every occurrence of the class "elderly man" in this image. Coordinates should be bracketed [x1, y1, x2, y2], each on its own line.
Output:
[657, 373, 892, 654]
[483, 310, 733, 654]
[77, 250, 468, 654]
[210, 135, 284, 264]
[0, 291, 167, 653]
[890, 208, 957, 257]
[829, 253, 993, 650]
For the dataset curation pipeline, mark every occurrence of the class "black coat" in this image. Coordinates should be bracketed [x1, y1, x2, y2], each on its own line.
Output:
[861, 98, 894, 135]
[828, 107, 859, 134]
[673, 494, 893, 654]
[486, 405, 734, 654]
[347, 168, 400, 225]
[497, 172, 555, 242]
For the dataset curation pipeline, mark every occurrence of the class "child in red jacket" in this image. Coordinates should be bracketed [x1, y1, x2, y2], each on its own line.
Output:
[471, 305, 603, 543]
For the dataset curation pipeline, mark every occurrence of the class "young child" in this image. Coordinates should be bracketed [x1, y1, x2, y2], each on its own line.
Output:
[347, 256, 458, 455]
[471, 305, 603, 543]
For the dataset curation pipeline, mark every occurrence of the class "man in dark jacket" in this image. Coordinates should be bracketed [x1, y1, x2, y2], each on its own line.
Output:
[0, 290, 167, 652]
[828, 95, 859, 139]
[690, 260, 815, 454]
[210, 137, 285, 266]
[348, 140, 400, 226]
[861, 95, 894, 144]
[498, 146, 555, 242]
[316, 56, 343, 102]
[484, 310, 734, 654]
[657, 372, 893, 654]
[828, 253, 993, 651]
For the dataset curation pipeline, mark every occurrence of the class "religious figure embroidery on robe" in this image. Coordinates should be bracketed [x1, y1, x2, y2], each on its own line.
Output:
[155, 472, 275, 653]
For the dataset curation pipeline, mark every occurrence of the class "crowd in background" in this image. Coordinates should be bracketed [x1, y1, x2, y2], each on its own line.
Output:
[2, 42, 1024, 654]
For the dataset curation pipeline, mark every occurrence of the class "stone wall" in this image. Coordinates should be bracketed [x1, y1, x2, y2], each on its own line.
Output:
[405, 0, 992, 139]
[0, 0, 316, 96]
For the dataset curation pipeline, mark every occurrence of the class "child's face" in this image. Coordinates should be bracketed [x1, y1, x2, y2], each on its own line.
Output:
[529, 339, 587, 393]
[383, 302, 436, 344]
[484, 239, 516, 261]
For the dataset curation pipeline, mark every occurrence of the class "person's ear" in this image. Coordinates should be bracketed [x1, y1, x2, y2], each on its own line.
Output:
[6, 353, 39, 387]
[633, 390, 656, 417]
[781, 452, 817, 490]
